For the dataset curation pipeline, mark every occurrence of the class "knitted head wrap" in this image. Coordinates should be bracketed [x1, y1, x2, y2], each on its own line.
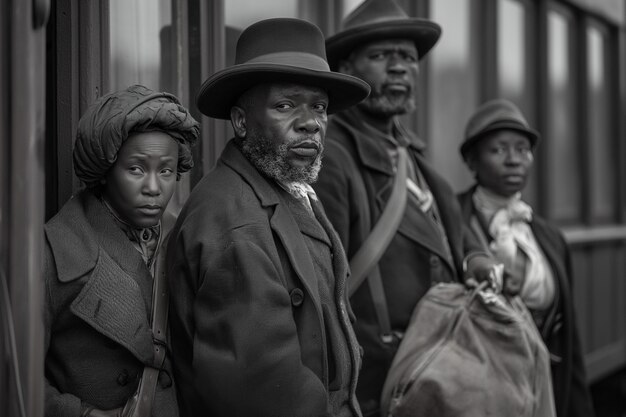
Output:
[73, 84, 200, 188]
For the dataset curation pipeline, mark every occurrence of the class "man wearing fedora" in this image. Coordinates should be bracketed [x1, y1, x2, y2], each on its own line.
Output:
[166, 18, 371, 417]
[313, 1, 499, 415]
[457, 99, 595, 417]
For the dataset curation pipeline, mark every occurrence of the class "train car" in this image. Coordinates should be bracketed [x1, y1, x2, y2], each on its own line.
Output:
[1, 1, 624, 416]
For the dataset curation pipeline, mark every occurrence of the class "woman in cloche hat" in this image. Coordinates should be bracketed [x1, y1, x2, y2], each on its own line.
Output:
[457, 98, 596, 417]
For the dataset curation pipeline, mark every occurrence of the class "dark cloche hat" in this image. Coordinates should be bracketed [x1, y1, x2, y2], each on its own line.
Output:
[196, 18, 371, 120]
[460, 98, 541, 160]
[326, 0, 442, 70]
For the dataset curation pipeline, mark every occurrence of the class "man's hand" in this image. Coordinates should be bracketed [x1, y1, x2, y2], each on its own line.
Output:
[463, 254, 504, 293]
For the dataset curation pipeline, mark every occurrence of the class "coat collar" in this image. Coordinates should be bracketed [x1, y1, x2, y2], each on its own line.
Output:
[330, 108, 426, 176]
[45, 191, 154, 363]
[220, 139, 325, 317]
[220, 139, 281, 208]
[45, 191, 149, 282]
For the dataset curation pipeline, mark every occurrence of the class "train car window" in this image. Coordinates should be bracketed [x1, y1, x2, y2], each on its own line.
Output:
[224, 0, 300, 66]
[497, 0, 538, 207]
[343, 0, 364, 16]
[429, 0, 480, 192]
[586, 21, 616, 223]
[225, 0, 298, 30]
[546, 6, 581, 223]
[109, 0, 175, 93]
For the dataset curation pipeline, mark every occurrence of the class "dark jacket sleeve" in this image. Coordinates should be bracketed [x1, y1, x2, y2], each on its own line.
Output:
[168, 198, 331, 417]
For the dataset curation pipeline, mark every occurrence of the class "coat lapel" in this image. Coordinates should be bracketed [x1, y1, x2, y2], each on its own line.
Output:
[46, 191, 154, 364]
[220, 141, 324, 320]
[70, 248, 154, 364]
[389, 154, 459, 272]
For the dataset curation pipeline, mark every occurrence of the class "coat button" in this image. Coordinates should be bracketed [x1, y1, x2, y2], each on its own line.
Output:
[429, 256, 440, 267]
[290, 288, 304, 307]
[117, 369, 129, 386]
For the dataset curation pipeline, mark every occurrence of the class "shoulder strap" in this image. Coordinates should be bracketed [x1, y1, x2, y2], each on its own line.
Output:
[331, 129, 408, 342]
[121, 214, 175, 416]
[348, 147, 408, 295]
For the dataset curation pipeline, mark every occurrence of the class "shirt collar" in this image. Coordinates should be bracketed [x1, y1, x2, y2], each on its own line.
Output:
[473, 185, 532, 223]
[101, 197, 161, 267]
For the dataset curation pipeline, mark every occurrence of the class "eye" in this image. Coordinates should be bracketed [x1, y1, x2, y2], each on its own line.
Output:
[129, 166, 144, 175]
[160, 167, 175, 176]
[490, 146, 507, 156]
[313, 102, 328, 112]
[275, 102, 293, 111]
[402, 52, 417, 62]
[369, 51, 386, 61]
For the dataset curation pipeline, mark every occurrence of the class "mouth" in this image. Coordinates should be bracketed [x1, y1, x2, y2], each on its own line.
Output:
[137, 205, 162, 215]
[503, 174, 525, 184]
[289, 140, 321, 158]
[385, 82, 410, 93]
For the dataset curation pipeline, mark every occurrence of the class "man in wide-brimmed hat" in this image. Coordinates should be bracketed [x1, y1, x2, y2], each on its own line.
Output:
[166, 17, 370, 417]
[312, 1, 500, 415]
[457, 99, 595, 417]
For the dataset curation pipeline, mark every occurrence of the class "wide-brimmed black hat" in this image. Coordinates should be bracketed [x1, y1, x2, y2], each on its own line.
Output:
[326, 0, 442, 70]
[196, 18, 370, 120]
[460, 99, 541, 160]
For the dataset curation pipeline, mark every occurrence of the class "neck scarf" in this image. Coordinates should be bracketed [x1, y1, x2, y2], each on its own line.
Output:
[473, 186, 554, 311]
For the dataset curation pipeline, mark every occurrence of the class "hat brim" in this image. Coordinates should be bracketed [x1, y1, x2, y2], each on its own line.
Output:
[326, 19, 441, 70]
[460, 122, 541, 159]
[196, 64, 371, 120]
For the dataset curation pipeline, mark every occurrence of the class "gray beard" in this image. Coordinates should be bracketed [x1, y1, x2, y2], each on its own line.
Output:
[241, 130, 323, 185]
[358, 89, 416, 118]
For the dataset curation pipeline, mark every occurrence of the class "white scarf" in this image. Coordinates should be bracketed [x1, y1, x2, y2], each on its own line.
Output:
[473, 186, 555, 310]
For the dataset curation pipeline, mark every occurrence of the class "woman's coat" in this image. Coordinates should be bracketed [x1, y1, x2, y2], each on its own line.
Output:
[44, 191, 178, 417]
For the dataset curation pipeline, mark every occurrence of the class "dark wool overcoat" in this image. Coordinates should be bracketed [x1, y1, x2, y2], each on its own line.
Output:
[458, 187, 595, 417]
[166, 139, 362, 417]
[313, 112, 482, 417]
[44, 190, 178, 417]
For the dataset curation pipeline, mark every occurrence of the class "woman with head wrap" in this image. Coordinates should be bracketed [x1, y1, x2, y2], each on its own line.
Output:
[44, 85, 199, 417]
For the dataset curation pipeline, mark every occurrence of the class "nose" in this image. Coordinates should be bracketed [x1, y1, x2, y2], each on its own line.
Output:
[296, 107, 321, 134]
[504, 148, 524, 165]
[143, 172, 161, 196]
[388, 52, 409, 74]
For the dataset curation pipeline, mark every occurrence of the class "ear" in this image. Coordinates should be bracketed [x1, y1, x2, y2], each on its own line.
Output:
[465, 152, 477, 173]
[338, 59, 353, 75]
[230, 106, 247, 138]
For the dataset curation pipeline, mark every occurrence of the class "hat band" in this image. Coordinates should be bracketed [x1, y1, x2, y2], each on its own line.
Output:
[243, 51, 330, 72]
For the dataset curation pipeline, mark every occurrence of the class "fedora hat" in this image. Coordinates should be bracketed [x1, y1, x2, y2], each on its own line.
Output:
[326, 0, 442, 70]
[196, 18, 370, 120]
[460, 99, 541, 159]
